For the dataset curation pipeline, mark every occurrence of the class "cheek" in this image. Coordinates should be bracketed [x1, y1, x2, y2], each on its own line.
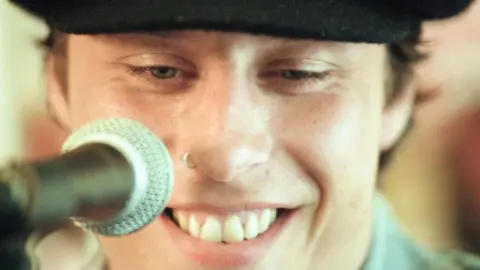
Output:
[67, 42, 153, 125]
[67, 73, 197, 164]
[67, 60, 172, 126]
[276, 90, 382, 199]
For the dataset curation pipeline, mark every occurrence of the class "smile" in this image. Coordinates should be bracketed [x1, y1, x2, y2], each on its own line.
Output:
[159, 205, 298, 267]
[165, 208, 283, 243]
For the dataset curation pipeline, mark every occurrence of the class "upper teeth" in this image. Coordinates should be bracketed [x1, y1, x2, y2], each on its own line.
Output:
[172, 209, 278, 243]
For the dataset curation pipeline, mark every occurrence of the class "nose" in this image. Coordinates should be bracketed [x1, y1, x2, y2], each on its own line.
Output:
[187, 77, 273, 182]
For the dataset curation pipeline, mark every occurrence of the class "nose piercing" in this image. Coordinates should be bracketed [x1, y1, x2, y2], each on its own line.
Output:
[182, 152, 196, 169]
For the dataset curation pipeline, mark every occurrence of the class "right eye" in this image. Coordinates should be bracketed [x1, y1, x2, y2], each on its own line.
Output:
[129, 66, 183, 80]
[125, 64, 196, 94]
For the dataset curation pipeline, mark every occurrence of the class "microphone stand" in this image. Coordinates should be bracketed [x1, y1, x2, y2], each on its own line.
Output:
[0, 164, 35, 270]
[0, 192, 33, 270]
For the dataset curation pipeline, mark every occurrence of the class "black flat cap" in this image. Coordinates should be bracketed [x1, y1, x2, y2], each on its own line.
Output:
[11, 0, 473, 44]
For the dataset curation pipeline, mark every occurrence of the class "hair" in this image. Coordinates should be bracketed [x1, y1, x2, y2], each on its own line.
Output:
[41, 29, 428, 174]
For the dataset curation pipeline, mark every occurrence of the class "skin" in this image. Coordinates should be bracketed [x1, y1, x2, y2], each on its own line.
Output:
[33, 30, 415, 270]
[445, 108, 480, 251]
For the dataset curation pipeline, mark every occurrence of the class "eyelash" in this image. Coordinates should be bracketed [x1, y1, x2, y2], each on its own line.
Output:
[128, 66, 331, 81]
[127, 66, 182, 79]
[126, 66, 333, 96]
[277, 70, 331, 82]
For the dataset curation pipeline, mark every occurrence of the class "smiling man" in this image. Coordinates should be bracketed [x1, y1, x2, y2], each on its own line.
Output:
[9, 0, 479, 270]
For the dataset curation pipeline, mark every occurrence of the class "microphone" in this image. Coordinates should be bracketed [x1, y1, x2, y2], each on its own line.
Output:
[0, 117, 174, 237]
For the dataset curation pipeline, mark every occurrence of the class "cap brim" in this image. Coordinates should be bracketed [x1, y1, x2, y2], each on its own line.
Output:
[14, 1, 422, 43]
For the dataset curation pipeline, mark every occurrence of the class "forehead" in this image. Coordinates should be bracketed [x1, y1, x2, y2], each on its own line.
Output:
[65, 30, 385, 61]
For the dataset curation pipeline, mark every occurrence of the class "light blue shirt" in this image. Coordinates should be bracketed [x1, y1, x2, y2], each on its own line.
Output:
[363, 195, 435, 270]
[362, 195, 480, 270]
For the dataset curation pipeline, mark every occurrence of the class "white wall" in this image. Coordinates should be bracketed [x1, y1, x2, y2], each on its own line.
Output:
[0, 0, 47, 162]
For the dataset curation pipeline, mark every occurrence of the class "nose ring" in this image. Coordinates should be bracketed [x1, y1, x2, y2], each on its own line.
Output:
[182, 152, 196, 169]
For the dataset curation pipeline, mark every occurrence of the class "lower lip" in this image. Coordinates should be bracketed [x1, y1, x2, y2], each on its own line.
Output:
[159, 209, 298, 267]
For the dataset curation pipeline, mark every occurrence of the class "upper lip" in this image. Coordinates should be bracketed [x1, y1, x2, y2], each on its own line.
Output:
[166, 202, 297, 214]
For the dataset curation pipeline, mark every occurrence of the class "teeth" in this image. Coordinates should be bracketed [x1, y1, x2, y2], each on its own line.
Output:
[189, 215, 200, 237]
[244, 213, 259, 239]
[200, 217, 222, 242]
[258, 210, 271, 233]
[172, 209, 279, 243]
[270, 210, 277, 223]
[223, 216, 244, 243]
[173, 212, 188, 230]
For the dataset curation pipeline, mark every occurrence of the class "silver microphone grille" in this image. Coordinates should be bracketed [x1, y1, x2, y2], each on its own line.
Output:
[61, 118, 174, 236]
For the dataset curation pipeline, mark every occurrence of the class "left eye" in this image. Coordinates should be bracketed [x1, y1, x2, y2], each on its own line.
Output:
[280, 70, 329, 80]
[148, 67, 180, 79]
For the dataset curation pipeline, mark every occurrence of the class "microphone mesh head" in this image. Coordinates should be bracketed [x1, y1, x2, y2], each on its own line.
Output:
[62, 118, 174, 236]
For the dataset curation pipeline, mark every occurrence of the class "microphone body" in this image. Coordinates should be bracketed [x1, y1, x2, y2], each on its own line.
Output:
[0, 118, 174, 237]
[0, 144, 133, 270]
[0, 143, 133, 229]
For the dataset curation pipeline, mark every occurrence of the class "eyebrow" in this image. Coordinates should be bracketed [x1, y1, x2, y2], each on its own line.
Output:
[143, 31, 185, 39]
[98, 31, 184, 48]
[112, 30, 339, 47]
[102, 30, 352, 59]
[145, 30, 337, 48]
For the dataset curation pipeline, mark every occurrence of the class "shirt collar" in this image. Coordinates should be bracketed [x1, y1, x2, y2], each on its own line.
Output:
[363, 194, 433, 270]
[362, 194, 390, 270]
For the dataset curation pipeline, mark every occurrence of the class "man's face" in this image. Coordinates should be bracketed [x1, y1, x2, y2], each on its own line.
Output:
[47, 30, 411, 270]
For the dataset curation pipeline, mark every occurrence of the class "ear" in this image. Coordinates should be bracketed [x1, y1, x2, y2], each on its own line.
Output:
[45, 48, 71, 132]
[380, 82, 416, 151]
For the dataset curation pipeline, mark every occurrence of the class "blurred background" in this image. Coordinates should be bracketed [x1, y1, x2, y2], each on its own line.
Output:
[1, 0, 480, 254]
